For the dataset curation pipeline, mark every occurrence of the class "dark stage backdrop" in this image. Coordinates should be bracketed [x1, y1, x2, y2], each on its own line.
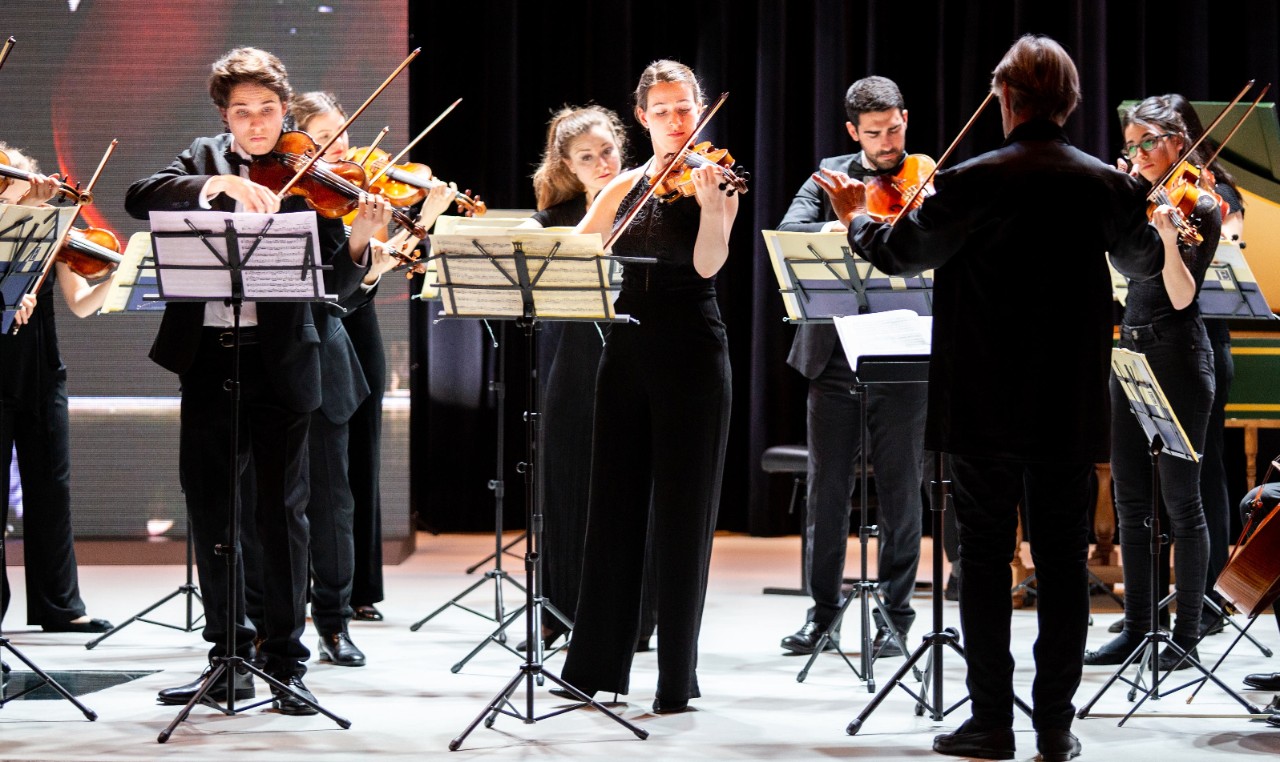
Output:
[3, 0, 411, 542]
[409, 1, 1280, 535]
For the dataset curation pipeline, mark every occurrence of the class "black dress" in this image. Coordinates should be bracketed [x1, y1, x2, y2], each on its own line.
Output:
[1, 272, 89, 627]
[560, 180, 731, 705]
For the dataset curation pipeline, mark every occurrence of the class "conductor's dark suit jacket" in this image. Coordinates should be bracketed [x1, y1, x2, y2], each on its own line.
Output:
[124, 133, 369, 419]
[848, 120, 1164, 464]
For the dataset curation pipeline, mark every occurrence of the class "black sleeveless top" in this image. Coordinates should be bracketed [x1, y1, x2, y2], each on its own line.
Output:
[611, 173, 714, 297]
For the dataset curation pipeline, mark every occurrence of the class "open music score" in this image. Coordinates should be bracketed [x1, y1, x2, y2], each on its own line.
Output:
[1107, 239, 1275, 319]
[762, 230, 933, 322]
[428, 230, 621, 320]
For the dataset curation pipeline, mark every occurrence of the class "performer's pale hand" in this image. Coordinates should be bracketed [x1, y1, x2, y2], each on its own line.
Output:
[20, 173, 62, 205]
[210, 175, 281, 213]
[13, 293, 36, 326]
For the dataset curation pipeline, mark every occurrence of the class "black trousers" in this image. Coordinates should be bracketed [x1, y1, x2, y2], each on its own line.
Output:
[306, 411, 355, 636]
[803, 350, 925, 632]
[0, 374, 87, 627]
[179, 332, 311, 676]
[1112, 318, 1213, 639]
[561, 292, 730, 703]
[539, 321, 657, 639]
[950, 455, 1093, 732]
[344, 304, 384, 608]
[1201, 320, 1233, 597]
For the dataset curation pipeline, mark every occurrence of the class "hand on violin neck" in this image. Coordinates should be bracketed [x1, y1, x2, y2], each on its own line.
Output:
[421, 182, 458, 222]
[812, 167, 867, 227]
[19, 172, 62, 206]
[207, 174, 281, 214]
[348, 192, 393, 263]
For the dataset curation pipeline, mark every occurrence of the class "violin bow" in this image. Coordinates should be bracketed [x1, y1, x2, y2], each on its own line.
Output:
[603, 92, 730, 252]
[276, 48, 420, 199]
[1149, 79, 1255, 200]
[367, 98, 462, 186]
[362, 126, 392, 160]
[11, 139, 117, 335]
[1200, 82, 1271, 172]
[0, 37, 14, 71]
[890, 91, 995, 227]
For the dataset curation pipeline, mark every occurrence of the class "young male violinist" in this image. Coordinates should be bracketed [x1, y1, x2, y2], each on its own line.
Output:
[776, 76, 925, 660]
[124, 47, 389, 714]
[815, 36, 1163, 762]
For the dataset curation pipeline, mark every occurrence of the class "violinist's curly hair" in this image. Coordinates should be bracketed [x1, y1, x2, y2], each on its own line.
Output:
[291, 91, 345, 132]
[531, 105, 627, 211]
[634, 59, 704, 114]
[991, 35, 1080, 124]
[0, 141, 38, 173]
[845, 76, 905, 125]
[209, 47, 292, 113]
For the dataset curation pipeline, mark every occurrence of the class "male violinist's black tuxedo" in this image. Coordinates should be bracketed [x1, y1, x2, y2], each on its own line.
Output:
[125, 132, 368, 676]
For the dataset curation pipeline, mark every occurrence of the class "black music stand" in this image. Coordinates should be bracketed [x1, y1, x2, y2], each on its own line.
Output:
[409, 317, 528, 639]
[1076, 349, 1261, 724]
[141, 210, 351, 742]
[429, 230, 648, 750]
[82, 233, 204, 649]
[763, 230, 929, 688]
[0, 204, 96, 720]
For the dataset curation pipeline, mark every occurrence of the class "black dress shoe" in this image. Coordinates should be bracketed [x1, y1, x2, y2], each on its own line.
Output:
[42, 617, 113, 634]
[157, 665, 254, 705]
[1244, 671, 1280, 691]
[652, 698, 691, 714]
[1199, 615, 1226, 637]
[516, 628, 565, 653]
[352, 605, 383, 622]
[270, 674, 319, 716]
[780, 621, 837, 655]
[1267, 713, 1280, 728]
[1162, 640, 1198, 671]
[1083, 631, 1144, 666]
[317, 631, 366, 667]
[873, 627, 907, 658]
[549, 686, 594, 701]
[1036, 728, 1082, 761]
[932, 719, 1015, 760]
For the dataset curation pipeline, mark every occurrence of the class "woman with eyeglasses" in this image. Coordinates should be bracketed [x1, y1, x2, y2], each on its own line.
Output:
[1083, 94, 1221, 671]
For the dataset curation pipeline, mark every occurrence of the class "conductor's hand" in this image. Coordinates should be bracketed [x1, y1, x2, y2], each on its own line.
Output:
[208, 175, 281, 213]
[13, 293, 36, 326]
[811, 168, 867, 227]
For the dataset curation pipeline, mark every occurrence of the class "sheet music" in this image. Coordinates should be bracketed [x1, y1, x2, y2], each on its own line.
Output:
[0, 206, 76, 332]
[833, 310, 932, 366]
[101, 232, 163, 313]
[149, 210, 329, 300]
[1111, 348, 1199, 462]
[762, 230, 933, 321]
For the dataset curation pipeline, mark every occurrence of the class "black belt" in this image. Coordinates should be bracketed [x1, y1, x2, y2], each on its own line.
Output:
[203, 326, 260, 347]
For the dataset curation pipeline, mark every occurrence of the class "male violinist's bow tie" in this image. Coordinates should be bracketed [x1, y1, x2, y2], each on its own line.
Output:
[223, 150, 251, 170]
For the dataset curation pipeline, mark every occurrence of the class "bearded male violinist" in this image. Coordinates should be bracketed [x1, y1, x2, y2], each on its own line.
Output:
[124, 47, 390, 714]
[815, 35, 1163, 761]
[776, 75, 926, 660]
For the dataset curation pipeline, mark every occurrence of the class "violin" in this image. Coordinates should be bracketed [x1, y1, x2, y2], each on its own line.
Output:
[346, 146, 486, 216]
[60, 226, 121, 281]
[649, 141, 749, 202]
[249, 130, 427, 239]
[1148, 159, 1209, 246]
[865, 154, 935, 222]
[0, 148, 92, 205]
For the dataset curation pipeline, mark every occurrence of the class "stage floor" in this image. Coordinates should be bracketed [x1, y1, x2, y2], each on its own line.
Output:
[2, 533, 1279, 760]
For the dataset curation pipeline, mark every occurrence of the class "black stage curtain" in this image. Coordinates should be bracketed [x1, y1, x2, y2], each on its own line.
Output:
[408, 0, 1280, 534]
